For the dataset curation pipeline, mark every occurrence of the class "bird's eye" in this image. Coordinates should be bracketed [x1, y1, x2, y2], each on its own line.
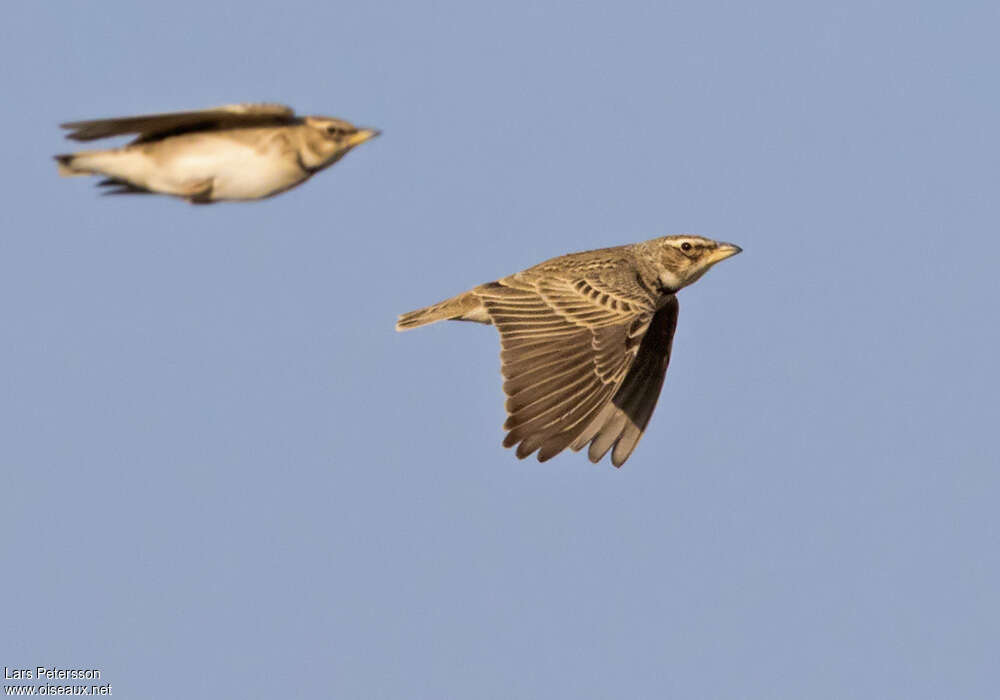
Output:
[326, 126, 344, 136]
[680, 242, 693, 252]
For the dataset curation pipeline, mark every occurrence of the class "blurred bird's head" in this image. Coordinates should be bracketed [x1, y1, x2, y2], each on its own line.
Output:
[300, 116, 380, 169]
[646, 235, 742, 293]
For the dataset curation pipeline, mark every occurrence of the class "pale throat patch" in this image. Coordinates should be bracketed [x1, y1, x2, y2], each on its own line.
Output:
[657, 268, 682, 293]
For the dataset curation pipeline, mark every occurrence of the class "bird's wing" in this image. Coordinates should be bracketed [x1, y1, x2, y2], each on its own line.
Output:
[570, 296, 679, 467]
[60, 103, 296, 142]
[477, 273, 659, 464]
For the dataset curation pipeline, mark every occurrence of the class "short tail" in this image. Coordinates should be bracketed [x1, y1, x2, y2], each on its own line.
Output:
[396, 291, 485, 331]
[54, 154, 86, 176]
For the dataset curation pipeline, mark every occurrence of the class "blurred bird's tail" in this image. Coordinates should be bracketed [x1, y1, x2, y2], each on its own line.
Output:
[54, 154, 86, 176]
[396, 291, 488, 330]
[55, 150, 132, 178]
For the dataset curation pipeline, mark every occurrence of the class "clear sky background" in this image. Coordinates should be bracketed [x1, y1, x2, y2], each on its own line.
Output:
[2, 1, 998, 698]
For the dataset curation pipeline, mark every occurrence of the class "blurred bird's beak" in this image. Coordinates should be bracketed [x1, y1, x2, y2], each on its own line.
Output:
[347, 128, 381, 147]
[710, 242, 743, 263]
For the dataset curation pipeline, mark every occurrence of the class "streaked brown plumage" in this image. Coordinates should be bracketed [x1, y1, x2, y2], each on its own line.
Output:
[396, 234, 741, 467]
[54, 103, 379, 203]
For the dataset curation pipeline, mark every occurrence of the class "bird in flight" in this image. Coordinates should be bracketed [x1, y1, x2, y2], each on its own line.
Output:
[54, 103, 379, 203]
[396, 235, 741, 467]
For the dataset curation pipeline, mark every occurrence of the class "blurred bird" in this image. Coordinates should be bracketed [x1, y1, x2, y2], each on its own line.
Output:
[54, 103, 379, 203]
[397, 235, 741, 467]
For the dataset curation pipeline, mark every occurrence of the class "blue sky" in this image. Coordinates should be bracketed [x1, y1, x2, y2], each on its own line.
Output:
[2, 1, 998, 698]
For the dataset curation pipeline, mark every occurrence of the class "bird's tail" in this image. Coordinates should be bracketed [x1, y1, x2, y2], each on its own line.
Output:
[396, 291, 485, 331]
[54, 153, 87, 176]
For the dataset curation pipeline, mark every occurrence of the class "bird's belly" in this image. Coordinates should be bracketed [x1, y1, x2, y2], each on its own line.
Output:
[150, 138, 305, 200]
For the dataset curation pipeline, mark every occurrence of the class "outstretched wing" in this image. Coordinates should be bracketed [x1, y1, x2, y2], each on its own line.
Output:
[570, 296, 679, 467]
[60, 103, 297, 142]
[477, 272, 659, 464]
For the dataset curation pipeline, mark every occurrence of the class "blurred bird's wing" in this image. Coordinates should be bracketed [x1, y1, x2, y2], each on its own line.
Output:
[60, 103, 297, 142]
[478, 272, 660, 465]
[570, 296, 679, 467]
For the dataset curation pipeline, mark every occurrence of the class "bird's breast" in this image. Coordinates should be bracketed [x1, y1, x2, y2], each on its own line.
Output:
[149, 131, 306, 199]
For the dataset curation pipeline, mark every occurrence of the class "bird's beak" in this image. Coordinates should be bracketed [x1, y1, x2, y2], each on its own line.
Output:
[709, 242, 743, 264]
[347, 128, 381, 147]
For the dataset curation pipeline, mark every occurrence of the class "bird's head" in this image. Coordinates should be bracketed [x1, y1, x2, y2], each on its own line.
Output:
[301, 116, 381, 166]
[647, 235, 742, 293]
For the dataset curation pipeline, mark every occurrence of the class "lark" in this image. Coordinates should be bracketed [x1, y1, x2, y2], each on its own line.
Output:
[396, 235, 741, 467]
[54, 103, 379, 203]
